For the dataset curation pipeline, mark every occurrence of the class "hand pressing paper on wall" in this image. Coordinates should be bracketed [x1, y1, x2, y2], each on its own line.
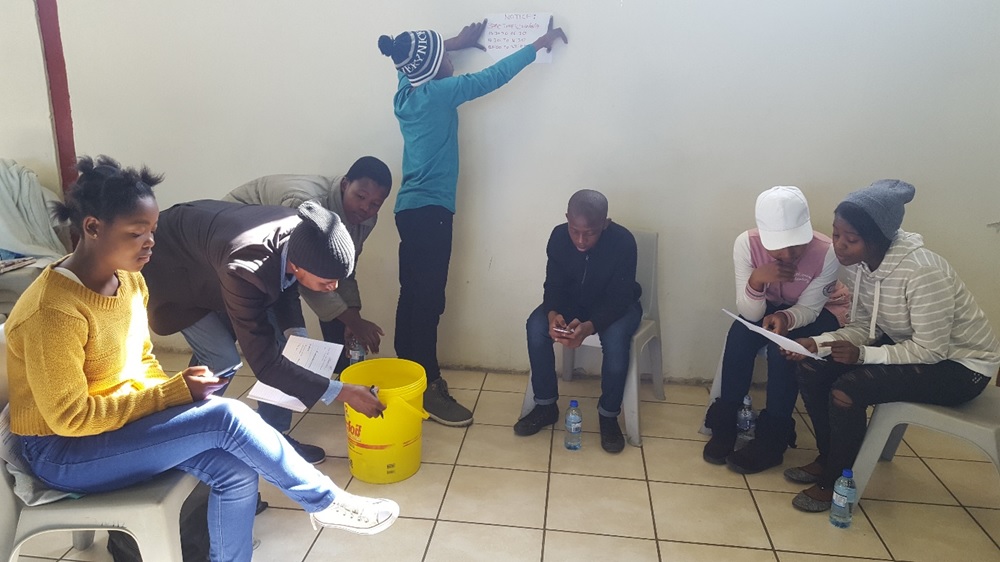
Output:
[484, 13, 561, 63]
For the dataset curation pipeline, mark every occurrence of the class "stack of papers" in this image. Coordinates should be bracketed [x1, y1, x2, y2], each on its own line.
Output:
[247, 336, 344, 411]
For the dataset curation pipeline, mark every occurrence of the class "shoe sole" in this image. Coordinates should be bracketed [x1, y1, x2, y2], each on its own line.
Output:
[602, 443, 625, 454]
[791, 492, 831, 513]
[725, 457, 781, 475]
[703, 451, 728, 465]
[427, 412, 474, 427]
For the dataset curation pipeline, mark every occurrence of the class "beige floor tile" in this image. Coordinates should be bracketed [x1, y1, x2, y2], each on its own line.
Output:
[548, 474, 655, 539]
[473, 389, 530, 427]
[305, 517, 434, 562]
[550, 431, 645, 479]
[925, 458, 1000, 508]
[425, 521, 543, 561]
[545, 531, 659, 561]
[250, 506, 320, 562]
[753, 490, 888, 558]
[288, 412, 350, 458]
[650, 482, 770, 548]
[17, 557, 55, 562]
[639, 402, 710, 440]
[863, 500, 1000, 561]
[745, 447, 822, 493]
[439, 466, 548, 528]
[969, 507, 1000, 546]
[776, 553, 886, 562]
[903, 425, 992, 461]
[345, 462, 452, 519]
[421, 420, 467, 464]
[440, 369, 485, 390]
[16, 531, 72, 559]
[483, 371, 529, 393]
[259, 456, 353, 509]
[59, 532, 112, 562]
[659, 541, 777, 561]
[644, 437, 747, 488]
[458, 424, 552, 472]
[860, 456, 957, 504]
[661, 383, 710, 406]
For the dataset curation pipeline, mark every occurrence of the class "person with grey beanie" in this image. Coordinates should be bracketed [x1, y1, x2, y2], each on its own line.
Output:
[780, 179, 1000, 514]
[143, 199, 384, 469]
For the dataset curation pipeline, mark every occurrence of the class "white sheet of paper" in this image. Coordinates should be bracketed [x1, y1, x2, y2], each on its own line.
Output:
[247, 335, 344, 412]
[722, 309, 824, 360]
[484, 13, 553, 63]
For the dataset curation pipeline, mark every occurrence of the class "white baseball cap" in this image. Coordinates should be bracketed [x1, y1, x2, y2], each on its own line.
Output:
[755, 186, 813, 250]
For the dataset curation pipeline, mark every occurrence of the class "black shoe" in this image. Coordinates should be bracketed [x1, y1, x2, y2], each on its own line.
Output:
[702, 399, 741, 464]
[726, 410, 795, 474]
[513, 404, 560, 436]
[599, 415, 625, 453]
[424, 378, 474, 427]
[255, 492, 269, 515]
[283, 434, 326, 465]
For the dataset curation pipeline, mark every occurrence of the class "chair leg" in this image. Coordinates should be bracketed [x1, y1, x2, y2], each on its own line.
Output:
[650, 337, 665, 401]
[561, 346, 575, 381]
[852, 407, 903, 499]
[880, 423, 909, 461]
[623, 351, 642, 447]
[131, 510, 185, 562]
[71, 531, 96, 551]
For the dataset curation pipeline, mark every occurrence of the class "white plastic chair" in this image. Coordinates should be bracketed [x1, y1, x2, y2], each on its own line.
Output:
[521, 230, 662, 447]
[0, 323, 200, 561]
[851, 383, 1000, 500]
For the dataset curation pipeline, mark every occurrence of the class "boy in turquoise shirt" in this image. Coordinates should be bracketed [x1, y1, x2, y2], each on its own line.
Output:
[379, 19, 567, 426]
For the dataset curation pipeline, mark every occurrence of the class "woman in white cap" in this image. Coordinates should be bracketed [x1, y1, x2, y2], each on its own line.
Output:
[704, 186, 849, 474]
[783, 179, 1000, 512]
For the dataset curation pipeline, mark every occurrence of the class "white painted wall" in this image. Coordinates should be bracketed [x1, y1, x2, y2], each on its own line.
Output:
[0, 0, 59, 190]
[8, 1, 1000, 379]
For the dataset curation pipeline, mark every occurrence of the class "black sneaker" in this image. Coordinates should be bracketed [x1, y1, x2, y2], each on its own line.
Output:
[513, 404, 560, 436]
[255, 492, 269, 515]
[424, 378, 474, 427]
[284, 433, 326, 465]
[599, 414, 625, 453]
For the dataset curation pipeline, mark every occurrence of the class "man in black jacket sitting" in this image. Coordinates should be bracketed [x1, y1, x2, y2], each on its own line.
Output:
[514, 190, 642, 453]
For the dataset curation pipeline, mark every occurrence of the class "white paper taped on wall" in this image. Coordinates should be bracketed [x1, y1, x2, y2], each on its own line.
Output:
[484, 13, 553, 64]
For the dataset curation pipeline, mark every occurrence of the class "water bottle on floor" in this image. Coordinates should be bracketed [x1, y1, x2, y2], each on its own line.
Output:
[564, 400, 582, 450]
[348, 337, 366, 365]
[830, 469, 857, 528]
[736, 394, 755, 445]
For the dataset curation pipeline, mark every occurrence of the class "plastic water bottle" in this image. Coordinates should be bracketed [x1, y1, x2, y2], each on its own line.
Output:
[830, 469, 857, 528]
[736, 394, 755, 443]
[564, 400, 582, 450]
[347, 337, 365, 365]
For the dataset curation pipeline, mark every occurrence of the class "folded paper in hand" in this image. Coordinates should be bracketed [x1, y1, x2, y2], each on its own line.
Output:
[723, 309, 824, 360]
[247, 336, 344, 411]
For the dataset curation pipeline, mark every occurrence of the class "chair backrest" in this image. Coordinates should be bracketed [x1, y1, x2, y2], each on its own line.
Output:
[632, 230, 659, 323]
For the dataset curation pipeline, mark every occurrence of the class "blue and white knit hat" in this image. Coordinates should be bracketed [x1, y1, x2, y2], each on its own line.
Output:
[378, 30, 445, 87]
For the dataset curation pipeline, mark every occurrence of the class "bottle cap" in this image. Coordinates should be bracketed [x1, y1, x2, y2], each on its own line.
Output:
[569, 399, 579, 408]
[842, 469, 853, 478]
[743, 395, 752, 405]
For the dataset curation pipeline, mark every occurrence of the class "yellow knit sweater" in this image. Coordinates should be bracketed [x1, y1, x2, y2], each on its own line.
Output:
[5, 264, 192, 436]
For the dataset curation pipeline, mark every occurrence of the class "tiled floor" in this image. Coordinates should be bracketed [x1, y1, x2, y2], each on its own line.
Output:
[16, 352, 1000, 561]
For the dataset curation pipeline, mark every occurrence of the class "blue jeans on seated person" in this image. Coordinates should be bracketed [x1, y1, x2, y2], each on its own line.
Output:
[526, 301, 642, 417]
[21, 398, 340, 562]
[182, 310, 293, 433]
[719, 305, 840, 419]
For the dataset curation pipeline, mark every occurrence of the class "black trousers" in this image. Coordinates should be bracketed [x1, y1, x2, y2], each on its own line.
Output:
[394, 205, 453, 383]
[797, 344, 989, 487]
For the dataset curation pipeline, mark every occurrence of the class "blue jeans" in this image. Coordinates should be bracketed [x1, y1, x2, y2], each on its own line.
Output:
[182, 310, 293, 433]
[525, 301, 642, 417]
[719, 306, 840, 419]
[21, 398, 339, 562]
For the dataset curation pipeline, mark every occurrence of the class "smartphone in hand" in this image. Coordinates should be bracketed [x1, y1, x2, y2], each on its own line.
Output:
[214, 362, 243, 379]
[553, 326, 573, 335]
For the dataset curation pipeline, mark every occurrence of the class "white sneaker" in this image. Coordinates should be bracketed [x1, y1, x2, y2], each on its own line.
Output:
[310, 492, 399, 535]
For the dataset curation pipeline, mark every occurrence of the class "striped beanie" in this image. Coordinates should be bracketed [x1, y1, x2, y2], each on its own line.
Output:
[378, 30, 444, 87]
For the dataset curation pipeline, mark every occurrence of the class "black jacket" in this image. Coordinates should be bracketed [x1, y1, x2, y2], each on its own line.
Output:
[542, 221, 641, 332]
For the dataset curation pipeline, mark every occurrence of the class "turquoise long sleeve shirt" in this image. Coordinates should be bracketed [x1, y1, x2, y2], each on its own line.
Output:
[392, 45, 537, 214]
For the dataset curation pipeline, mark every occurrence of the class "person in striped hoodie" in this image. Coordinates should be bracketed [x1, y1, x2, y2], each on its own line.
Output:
[782, 179, 1000, 512]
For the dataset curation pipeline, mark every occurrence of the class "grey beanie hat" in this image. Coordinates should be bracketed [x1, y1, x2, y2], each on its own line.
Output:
[842, 179, 916, 239]
[287, 201, 355, 279]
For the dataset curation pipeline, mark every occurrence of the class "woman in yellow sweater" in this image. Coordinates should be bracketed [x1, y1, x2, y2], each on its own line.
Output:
[4, 156, 398, 561]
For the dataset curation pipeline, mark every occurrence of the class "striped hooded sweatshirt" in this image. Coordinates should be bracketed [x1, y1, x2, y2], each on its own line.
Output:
[813, 230, 1000, 377]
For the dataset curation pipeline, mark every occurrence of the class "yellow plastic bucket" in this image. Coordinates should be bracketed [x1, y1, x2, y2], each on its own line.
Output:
[340, 358, 429, 484]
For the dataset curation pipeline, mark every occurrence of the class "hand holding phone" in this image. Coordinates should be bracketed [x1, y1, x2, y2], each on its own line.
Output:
[553, 326, 574, 335]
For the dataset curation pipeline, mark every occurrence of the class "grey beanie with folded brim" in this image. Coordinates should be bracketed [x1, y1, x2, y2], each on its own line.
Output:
[287, 201, 355, 280]
[841, 179, 916, 239]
